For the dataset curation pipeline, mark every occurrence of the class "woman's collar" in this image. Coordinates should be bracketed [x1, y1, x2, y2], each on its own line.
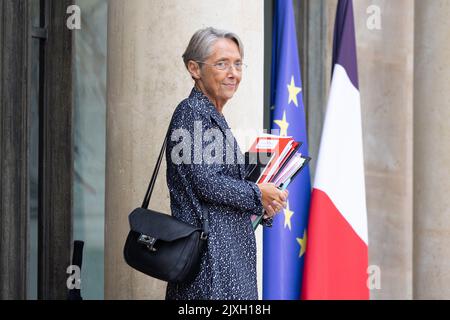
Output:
[190, 86, 222, 114]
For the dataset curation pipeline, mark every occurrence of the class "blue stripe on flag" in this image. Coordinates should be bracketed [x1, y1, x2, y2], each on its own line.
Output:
[263, 0, 312, 300]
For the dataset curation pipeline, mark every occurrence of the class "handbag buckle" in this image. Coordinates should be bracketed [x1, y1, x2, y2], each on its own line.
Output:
[138, 234, 157, 252]
[200, 232, 208, 240]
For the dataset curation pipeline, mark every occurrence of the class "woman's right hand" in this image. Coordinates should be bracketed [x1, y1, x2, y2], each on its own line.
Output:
[257, 183, 288, 219]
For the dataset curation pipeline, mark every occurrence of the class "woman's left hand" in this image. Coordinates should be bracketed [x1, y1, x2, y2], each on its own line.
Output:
[257, 183, 288, 219]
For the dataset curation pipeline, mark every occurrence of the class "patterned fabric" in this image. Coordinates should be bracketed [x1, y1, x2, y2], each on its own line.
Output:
[165, 87, 264, 300]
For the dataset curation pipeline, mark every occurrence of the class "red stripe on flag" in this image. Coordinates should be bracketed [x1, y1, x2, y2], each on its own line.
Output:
[302, 188, 369, 300]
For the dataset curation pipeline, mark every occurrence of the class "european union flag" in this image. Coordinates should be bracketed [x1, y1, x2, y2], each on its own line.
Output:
[263, 0, 311, 299]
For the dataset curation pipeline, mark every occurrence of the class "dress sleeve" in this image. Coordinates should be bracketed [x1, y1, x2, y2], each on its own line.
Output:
[168, 106, 264, 216]
[261, 217, 273, 228]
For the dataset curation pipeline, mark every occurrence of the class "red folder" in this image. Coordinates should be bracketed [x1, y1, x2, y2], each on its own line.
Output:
[248, 135, 294, 183]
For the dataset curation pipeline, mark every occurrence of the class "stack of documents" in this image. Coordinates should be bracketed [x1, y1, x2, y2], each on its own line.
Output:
[244, 134, 310, 229]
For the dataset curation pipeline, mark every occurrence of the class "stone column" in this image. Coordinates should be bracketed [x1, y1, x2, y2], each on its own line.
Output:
[307, 1, 415, 299]
[413, 0, 450, 299]
[353, 1, 415, 299]
[105, 0, 264, 299]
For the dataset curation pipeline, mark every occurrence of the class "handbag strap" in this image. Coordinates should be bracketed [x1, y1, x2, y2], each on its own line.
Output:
[141, 127, 209, 238]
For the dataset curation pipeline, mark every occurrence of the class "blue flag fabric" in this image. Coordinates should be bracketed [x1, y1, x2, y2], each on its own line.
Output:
[263, 0, 311, 300]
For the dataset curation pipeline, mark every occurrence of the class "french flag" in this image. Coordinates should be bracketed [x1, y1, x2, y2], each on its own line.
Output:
[302, 0, 369, 299]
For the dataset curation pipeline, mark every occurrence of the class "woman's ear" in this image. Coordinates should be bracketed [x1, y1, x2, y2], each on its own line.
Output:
[187, 61, 201, 80]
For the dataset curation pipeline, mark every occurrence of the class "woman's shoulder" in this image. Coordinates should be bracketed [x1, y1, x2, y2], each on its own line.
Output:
[170, 96, 210, 127]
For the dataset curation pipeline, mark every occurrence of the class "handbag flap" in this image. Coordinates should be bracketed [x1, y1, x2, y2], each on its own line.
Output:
[128, 208, 201, 241]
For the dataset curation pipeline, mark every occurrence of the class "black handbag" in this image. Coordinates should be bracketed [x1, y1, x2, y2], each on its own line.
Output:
[123, 130, 209, 283]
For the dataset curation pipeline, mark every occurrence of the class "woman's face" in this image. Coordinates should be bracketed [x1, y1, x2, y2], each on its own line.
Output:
[197, 38, 243, 108]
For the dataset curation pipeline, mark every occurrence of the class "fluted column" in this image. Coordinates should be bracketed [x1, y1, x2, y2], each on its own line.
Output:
[105, 0, 264, 299]
[413, 0, 450, 299]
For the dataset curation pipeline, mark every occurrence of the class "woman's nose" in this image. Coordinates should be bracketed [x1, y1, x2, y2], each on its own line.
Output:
[227, 67, 239, 78]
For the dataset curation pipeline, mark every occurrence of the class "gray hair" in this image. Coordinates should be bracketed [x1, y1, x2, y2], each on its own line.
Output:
[182, 27, 244, 69]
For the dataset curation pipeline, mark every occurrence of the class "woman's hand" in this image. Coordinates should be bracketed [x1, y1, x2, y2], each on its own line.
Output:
[257, 183, 289, 219]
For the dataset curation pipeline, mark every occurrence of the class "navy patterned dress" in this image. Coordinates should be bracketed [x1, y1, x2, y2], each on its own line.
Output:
[165, 87, 264, 300]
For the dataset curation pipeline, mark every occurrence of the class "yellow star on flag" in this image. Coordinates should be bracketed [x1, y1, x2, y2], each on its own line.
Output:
[287, 75, 302, 107]
[283, 201, 294, 231]
[296, 230, 307, 258]
[273, 110, 289, 137]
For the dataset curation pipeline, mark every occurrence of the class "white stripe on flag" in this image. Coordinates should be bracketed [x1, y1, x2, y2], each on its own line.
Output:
[313, 64, 368, 245]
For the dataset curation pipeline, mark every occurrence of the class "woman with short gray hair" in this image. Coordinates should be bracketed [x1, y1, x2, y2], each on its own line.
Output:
[165, 27, 288, 300]
[182, 27, 244, 69]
